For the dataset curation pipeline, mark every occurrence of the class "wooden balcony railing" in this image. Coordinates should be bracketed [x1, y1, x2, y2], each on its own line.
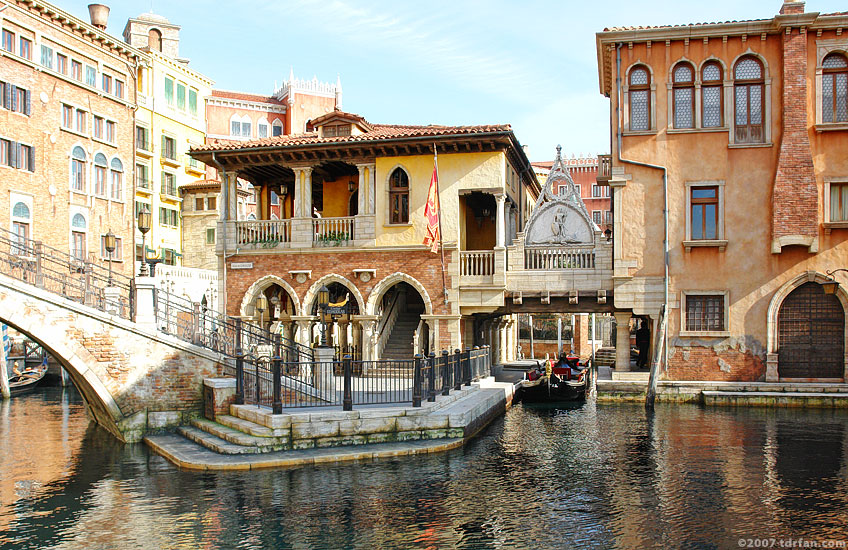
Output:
[235, 219, 291, 247]
[460, 250, 495, 276]
[597, 154, 612, 183]
[313, 216, 355, 246]
[524, 247, 595, 270]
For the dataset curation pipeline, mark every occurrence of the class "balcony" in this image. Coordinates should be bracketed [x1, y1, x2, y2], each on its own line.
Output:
[223, 216, 365, 251]
[236, 219, 292, 248]
[597, 154, 612, 183]
[313, 216, 355, 247]
[460, 250, 495, 276]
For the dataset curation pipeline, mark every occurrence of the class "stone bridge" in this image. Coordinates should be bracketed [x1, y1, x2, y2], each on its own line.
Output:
[0, 273, 226, 442]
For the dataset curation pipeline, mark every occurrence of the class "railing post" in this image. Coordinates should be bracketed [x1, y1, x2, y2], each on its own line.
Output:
[342, 354, 353, 411]
[235, 353, 244, 405]
[33, 241, 44, 288]
[412, 354, 423, 407]
[272, 355, 282, 414]
[427, 352, 436, 402]
[469, 346, 479, 384]
[456, 348, 465, 390]
[192, 302, 202, 345]
[234, 318, 243, 357]
[441, 350, 450, 396]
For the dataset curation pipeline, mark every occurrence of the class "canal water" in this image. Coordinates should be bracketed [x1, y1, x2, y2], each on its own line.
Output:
[1, 388, 847, 549]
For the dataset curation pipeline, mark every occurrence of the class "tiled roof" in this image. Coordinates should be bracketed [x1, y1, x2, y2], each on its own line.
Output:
[195, 123, 512, 152]
[308, 108, 369, 128]
[822, 11, 848, 16]
[211, 89, 284, 105]
[179, 179, 219, 191]
[603, 17, 769, 32]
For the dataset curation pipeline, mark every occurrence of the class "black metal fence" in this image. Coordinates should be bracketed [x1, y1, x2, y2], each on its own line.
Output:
[0, 227, 135, 320]
[235, 345, 491, 412]
[154, 289, 313, 362]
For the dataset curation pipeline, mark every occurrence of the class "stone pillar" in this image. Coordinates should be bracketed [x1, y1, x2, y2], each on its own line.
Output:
[356, 164, 367, 215]
[293, 168, 303, 218]
[366, 163, 376, 215]
[573, 314, 591, 361]
[313, 346, 334, 392]
[495, 193, 506, 248]
[134, 276, 157, 329]
[227, 173, 238, 222]
[614, 311, 632, 372]
[361, 319, 376, 361]
[293, 318, 313, 348]
[302, 167, 313, 218]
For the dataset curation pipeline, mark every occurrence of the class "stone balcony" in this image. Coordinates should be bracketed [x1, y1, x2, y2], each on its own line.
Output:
[217, 215, 377, 253]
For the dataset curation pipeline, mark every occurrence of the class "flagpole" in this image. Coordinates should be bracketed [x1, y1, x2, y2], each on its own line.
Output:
[434, 143, 448, 304]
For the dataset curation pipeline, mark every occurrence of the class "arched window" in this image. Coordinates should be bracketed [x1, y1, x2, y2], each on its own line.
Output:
[673, 62, 694, 129]
[11, 201, 30, 255]
[257, 117, 269, 138]
[230, 114, 251, 138]
[71, 213, 86, 261]
[628, 65, 651, 131]
[734, 56, 764, 143]
[389, 168, 409, 224]
[701, 61, 724, 128]
[94, 153, 107, 196]
[110, 158, 123, 200]
[71, 146, 86, 192]
[148, 29, 162, 52]
[272, 119, 284, 137]
[822, 52, 848, 123]
[12, 202, 29, 220]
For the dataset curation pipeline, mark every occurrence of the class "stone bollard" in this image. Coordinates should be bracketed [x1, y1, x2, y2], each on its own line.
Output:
[134, 276, 157, 329]
[313, 346, 335, 392]
[104, 286, 122, 316]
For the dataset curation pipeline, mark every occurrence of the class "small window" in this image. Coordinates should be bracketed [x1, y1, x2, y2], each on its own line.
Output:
[161, 172, 177, 196]
[101, 235, 122, 261]
[830, 182, 848, 222]
[1, 30, 13, 53]
[71, 230, 85, 261]
[272, 120, 283, 136]
[85, 65, 96, 87]
[389, 168, 409, 224]
[71, 146, 86, 192]
[114, 80, 124, 99]
[94, 153, 107, 196]
[62, 104, 73, 129]
[93, 116, 104, 139]
[690, 186, 718, 240]
[110, 158, 123, 200]
[176, 83, 186, 110]
[102, 74, 111, 94]
[685, 295, 725, 332]
[702, 62, 724, 128]
[673, 62, 694, 129]
[165, 77, 174, 106]
[188, 88, 197, 116]
[148, 28, 162, 52]
[136, 163, 149, 189]
[40, 45, 53, 69]
[592, 211, 602, 225]
[822, 53, 848, 123]
[0, 139, 10, 167]
[76, 109, 87, 133]
[734, 56, 764, 143]
[258, 121, 268, 138]
[12, 202, 30, 220]
[195, 197, 204, 211]
[161, 135, 176, 160]
[72, 213, 86, 229]
[592, 185, 610, 198]
[206, 228, 215, 245]
[136, 126, 150, 151]
[17, 144, 33, 172]
[56, 54, 67, 74]
[628, 65, 651, 131]
[207, 196, 216, 210]
[106, 121, 115, 143]
[71, 60, 82, 81]
[270, 191, 279, 205]
[19, 38, 31, 60]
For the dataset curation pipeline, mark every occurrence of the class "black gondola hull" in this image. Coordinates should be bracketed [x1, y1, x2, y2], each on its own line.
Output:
[515, 376, 586, 403]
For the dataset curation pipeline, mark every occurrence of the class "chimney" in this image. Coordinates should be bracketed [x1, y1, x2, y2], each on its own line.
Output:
[779, 0, 805, 15]
[87, 4, 109, 30]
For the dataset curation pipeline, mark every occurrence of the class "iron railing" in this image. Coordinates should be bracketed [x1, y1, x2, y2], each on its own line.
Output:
[0, 226, 134, 320]
[154, 288, 313, 361]
[236, 345, 491, 412]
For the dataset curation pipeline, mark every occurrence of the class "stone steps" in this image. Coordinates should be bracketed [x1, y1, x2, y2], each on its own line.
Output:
[214, 414, 289, 438]
[189, 418, 290, 451]
[177, 425, 274, 455]
[612, 371, 649, 381]
[702, 390, 848, 408]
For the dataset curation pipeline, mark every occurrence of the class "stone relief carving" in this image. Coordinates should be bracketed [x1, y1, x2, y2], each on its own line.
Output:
[524, 145, 597, 246]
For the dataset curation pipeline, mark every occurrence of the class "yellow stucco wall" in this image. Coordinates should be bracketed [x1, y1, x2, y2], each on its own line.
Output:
[375, 151, 505, 247]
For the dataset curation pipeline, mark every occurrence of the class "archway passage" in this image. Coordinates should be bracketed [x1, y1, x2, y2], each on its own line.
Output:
[778, 282, 844, 379]
[379, 282, 425, 360]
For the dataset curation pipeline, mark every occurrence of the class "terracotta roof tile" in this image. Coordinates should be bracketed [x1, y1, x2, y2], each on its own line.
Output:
[211, 89, 284, 105]
[603, 17, 770, 32]
[195, 123, 513, 152]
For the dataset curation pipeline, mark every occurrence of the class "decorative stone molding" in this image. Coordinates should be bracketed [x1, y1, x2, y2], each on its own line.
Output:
[289, 270, 311, 284]
[353, 268, 376, 282]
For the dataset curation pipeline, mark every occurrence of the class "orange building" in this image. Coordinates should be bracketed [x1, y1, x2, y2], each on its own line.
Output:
[532, 155, 611, 230]
[596, 1, 848, 382]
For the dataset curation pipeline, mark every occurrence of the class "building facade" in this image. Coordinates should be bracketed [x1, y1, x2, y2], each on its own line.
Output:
[0, 0, 140, 276]
[123, 12, 212, 268]
[191, 109, 539, 359]
[532, 155, 611, 230]
[596, 0, 848, 381]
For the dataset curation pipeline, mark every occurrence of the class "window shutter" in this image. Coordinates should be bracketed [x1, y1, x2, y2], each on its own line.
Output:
[11, 141, 18, 168]
[10, 84, 17, 112]
[25, 89, 30, 116]
[161, 135, 166, 156]
[1, 81, 8, 109]
[28, 145, 35, 172]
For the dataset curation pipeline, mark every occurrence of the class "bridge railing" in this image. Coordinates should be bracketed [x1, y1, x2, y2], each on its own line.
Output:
[524, 246, 596, 270]
[0, 226, 133, 320]
[235, 346, 491, 412]
[154, 288, 313, 362]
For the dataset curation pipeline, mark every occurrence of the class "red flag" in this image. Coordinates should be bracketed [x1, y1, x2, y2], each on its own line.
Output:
[423, 161, 441, 253]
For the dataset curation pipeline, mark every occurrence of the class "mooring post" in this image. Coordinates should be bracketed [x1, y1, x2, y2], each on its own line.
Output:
[427, 352, 437, 402]
[235, 353, 244, 405]
[272, 355, 282, 414]
[412, 354, 423, 407]
[342, 354, 353, 411]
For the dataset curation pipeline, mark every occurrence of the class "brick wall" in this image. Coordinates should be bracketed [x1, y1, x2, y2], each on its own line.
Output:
[772, 24, 818, 245]
[224, 249, 453, 317]
[666, 346, 765, 381]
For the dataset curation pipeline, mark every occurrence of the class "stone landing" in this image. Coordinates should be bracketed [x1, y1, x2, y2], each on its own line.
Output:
[145, 377, 515, 470]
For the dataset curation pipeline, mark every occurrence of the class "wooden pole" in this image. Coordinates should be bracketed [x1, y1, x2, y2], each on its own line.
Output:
[434, 143, 448, 304]
[646, 305, 666, 409]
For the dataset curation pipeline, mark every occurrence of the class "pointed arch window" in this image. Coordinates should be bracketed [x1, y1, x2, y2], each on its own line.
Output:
[701, 62, 724, 128]
[734, 56, 764, 143]
[822, 52, 848, 123]
[629, 66, 651, 131]
[389, 168, 409, 224]
[673, 62, 694, 129]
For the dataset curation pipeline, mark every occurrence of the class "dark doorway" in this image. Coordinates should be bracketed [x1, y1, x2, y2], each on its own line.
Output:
[778, 282, 844, 379]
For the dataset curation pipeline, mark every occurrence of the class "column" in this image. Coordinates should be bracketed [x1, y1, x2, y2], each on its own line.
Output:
[361, 319, 376, 361]
[294, 319, 312, 347]
[302, 167, 313, 218]
[614, 311, 632, 372]
[495, 193, 506, 248]
[356, 164, 367, 215]
[293, 169, 303, 218]
[366, 163, 376, 215]
[227, 172, 238, 222]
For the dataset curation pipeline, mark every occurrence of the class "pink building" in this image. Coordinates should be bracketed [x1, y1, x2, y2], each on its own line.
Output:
[531, 155, 611, 230]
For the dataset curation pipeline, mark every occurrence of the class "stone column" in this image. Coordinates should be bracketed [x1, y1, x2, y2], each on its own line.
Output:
[227, 172, 238, 222]
[356, 164, 367, 215]
[293, 318, 312, 348]
[614, 311, 632, 372]
[495, 193, 506, 248]
[361, 319, 376, 361]
[366, 163, 376, 215]
[134, 276, 157, 329]
[293, 168, 303, 218]
[302, 167, 313, 218]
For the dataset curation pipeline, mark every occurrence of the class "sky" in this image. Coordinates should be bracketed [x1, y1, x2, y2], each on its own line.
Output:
[62, 0, 846, 162]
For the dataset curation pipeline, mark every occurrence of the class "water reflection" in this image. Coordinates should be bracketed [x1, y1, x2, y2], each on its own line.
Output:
[1, 390, 848, 549]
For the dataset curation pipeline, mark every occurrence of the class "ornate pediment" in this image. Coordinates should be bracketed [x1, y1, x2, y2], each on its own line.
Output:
[524, 145, 596, 246]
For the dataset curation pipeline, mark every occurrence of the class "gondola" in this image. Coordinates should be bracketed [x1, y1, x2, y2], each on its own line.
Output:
[7, 365, 47, 396]
[515, 354, 587, 403]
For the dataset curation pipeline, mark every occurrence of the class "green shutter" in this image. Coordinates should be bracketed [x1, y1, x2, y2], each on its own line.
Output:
[165, 78, 174, 105]
[189, 89, 197, 115]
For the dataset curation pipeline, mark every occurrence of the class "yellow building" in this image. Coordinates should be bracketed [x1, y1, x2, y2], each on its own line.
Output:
[122, 13, 212, 267]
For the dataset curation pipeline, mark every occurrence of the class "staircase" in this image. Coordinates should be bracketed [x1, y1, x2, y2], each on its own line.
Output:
[381, 307, 422, 360]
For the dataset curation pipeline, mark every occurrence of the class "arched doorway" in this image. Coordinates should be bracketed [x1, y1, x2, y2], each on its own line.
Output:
[376, 282, 426, 360]
[310, 281, 361, 355]
[778, 281, 845, 379]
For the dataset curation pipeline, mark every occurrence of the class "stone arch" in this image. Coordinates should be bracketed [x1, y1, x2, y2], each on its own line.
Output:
[366, 272, 433, 316]
[303, 274, 365, 315]
[239, 275, 301, 317]
[730, 49, 771, 80]
[697, 55, 727, 77]
[668, 56, 696, 82]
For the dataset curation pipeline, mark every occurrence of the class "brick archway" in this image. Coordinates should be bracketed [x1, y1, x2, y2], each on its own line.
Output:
[303, 274, 365, 315]
[239, 275, 302, 317]
[366, 272, 433, 317]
